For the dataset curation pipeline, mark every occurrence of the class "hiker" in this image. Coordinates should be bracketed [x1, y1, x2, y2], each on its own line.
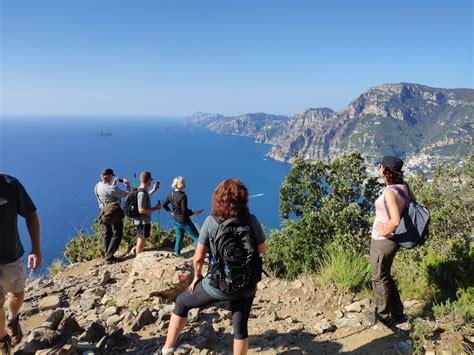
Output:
[0, 174, 42, 353]
[370, 156, 415, 325]
[162, 176, 203, 256]
[94, 168, 130, 264]
[134, 171, 161, 255]
[161, 178, 266, 355]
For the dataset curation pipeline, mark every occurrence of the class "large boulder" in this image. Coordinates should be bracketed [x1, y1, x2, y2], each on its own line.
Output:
[115, 251, 193, 306]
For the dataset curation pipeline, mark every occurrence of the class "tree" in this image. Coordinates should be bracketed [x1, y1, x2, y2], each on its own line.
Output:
[266, 152, 380, 278]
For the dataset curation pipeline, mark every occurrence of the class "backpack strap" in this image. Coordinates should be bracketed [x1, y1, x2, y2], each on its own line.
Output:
[383, 184, 410, 219]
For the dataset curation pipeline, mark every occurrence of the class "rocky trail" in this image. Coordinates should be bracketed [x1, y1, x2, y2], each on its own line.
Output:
[11, 250, 417, 354]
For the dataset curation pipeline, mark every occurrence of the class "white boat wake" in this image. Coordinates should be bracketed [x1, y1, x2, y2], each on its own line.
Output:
[249, 193, 264, 198]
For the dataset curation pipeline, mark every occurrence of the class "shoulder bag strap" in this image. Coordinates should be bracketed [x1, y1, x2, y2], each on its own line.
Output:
[95, 183, 106, 207]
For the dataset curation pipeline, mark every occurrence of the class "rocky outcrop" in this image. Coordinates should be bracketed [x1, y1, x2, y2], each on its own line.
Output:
[190, 83, 473, 175]
[13, 252, 420, 354]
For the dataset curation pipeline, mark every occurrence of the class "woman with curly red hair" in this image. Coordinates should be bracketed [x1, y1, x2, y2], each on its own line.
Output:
[161, 178, 267, 355]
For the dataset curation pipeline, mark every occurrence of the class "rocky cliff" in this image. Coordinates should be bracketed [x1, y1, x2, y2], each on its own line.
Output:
[189, 83, 473, 174]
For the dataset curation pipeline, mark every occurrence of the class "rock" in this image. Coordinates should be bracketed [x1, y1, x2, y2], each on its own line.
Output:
[23, 328, 59, 353]
[335, 310, 344, 318]
[344, 299, 370, 313]
[21, 302, 40, 317]
[285, 317, 298, 324]
[38, 296, 61, 311]
[335, 317, 362, 328]
[288, 324, 304, 334]
[115, 251, 193, 305]
[102, 306, 118, 318]
[362, 310, 377, 326]
[313, 319, 335, 334]
[57, 315, 83, 339]
[80, 296, 97, 311]
[132, 309, 155, 331]
[104, 328, 123, 350]
[78, 320, 106, 343]
[161, 304, 175, 314]
[41, 309, 65, 330]
[188, 308, 199, 322]
[93, 287, 106, 298]
[100, 270, 111, 285]
[270, 311, 278, 321]
[106, 315, 121, 328]
[394, 340, 413, 355]
[197, 321, 218, 345]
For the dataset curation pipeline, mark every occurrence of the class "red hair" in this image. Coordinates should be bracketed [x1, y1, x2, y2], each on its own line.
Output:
[211, 178, 249, 220]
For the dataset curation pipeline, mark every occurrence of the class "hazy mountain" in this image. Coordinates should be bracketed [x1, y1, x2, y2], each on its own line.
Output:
[189, 83, 473, 174]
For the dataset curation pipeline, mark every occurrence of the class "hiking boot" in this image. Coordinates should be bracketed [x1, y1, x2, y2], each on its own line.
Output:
[7, 315, 22, 346]
[0, 334, 12, 355]
[105, 256, 120, 264]
[391, 314, 408, 324]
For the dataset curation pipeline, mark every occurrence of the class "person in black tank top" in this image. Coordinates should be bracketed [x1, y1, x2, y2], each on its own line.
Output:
[162, 176, 203, 255]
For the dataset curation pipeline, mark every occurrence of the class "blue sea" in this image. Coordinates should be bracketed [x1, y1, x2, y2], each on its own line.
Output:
[0, 117, 290, 270]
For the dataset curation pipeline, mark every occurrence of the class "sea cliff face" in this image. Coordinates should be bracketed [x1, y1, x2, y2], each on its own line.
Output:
[189, 83, 473, 174]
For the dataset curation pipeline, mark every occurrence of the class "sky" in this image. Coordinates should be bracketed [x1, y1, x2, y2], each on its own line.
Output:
[0, 0, 472, 117]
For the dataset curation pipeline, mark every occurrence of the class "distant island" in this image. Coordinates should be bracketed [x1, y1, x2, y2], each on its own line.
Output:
[97, 131, 112, 137]
[188, 83, 473, 175]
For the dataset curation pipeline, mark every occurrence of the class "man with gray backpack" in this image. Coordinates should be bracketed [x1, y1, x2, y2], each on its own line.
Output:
[94, 168, 130, 264]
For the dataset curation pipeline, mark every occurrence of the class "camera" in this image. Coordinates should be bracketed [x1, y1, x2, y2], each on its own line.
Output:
[118, 178, 124, 183]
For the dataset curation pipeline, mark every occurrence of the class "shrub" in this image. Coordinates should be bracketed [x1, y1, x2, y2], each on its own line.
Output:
[64, 218, 185, 263]
[432, 287, 474, 324]
[47, 259, 65, 278]
[315, 242, 371, 293]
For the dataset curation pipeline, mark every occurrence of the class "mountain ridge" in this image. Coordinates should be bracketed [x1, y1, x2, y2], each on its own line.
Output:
[188, 83, 473, 174]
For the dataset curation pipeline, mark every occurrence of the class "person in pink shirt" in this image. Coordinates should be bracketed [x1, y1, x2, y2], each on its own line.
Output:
[369, 156, 415, 325]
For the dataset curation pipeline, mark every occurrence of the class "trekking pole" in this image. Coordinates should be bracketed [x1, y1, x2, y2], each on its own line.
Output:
[157, 207, 161, 244]
[133, 173, 137, 189]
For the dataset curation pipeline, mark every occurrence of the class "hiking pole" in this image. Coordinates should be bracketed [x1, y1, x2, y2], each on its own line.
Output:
[133, 173, 137, 189]
[157, 206, 161, 244]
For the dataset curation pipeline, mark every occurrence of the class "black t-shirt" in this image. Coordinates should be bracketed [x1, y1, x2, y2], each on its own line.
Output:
[162, 191, 193, 224]
[0, 174, 37, 264]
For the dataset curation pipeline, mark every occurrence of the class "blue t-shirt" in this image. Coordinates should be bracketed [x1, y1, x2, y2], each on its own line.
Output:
[0, 174, 37, 264]
[198, 214, 266, 300]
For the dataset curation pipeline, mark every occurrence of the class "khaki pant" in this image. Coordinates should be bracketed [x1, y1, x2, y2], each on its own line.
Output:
[0, 259, 26, 295]
[369, 238, 404, 320]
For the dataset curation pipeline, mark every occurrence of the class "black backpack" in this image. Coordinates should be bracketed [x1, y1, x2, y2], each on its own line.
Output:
[209, 217, 262, 294]
[124, 188, 144, 218]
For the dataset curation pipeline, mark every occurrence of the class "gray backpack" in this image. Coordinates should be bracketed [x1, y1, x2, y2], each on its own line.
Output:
[384, 184, 430, 249]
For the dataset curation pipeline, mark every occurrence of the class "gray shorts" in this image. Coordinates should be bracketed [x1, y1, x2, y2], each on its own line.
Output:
[0, 258, 27, 295]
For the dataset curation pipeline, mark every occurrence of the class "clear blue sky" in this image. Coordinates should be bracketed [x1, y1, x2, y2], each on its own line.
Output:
[1, 0, 472, 116]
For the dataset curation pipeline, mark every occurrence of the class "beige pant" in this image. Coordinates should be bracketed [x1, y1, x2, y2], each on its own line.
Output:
[0, 259, 26, 295]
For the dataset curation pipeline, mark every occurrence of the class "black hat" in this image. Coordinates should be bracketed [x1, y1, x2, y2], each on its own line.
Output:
[101, 168, 115, 176]
[378, 156, 403, 172]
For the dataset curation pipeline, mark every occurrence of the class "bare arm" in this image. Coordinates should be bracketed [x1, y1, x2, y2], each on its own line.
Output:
[188, 242, 208, 292]
[25, 211, 42, 272]
[376, 189, 401, 237]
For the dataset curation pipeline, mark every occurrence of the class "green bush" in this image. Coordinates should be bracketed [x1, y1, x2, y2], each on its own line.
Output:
[266, 152, 380, 278]
[64, 218, 187, 263]
[315, 242, 371, 293]
[47, 259, 65, 278]
[432, 287, 474, 324]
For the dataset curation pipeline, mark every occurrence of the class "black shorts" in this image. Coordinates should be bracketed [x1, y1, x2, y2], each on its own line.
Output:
[136, 224, 151, 238]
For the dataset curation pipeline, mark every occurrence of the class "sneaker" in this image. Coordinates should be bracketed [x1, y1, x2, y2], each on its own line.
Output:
[0, 334, 12, 355]
[7, 315, 22, 346]
[391, 314, 408, 324]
